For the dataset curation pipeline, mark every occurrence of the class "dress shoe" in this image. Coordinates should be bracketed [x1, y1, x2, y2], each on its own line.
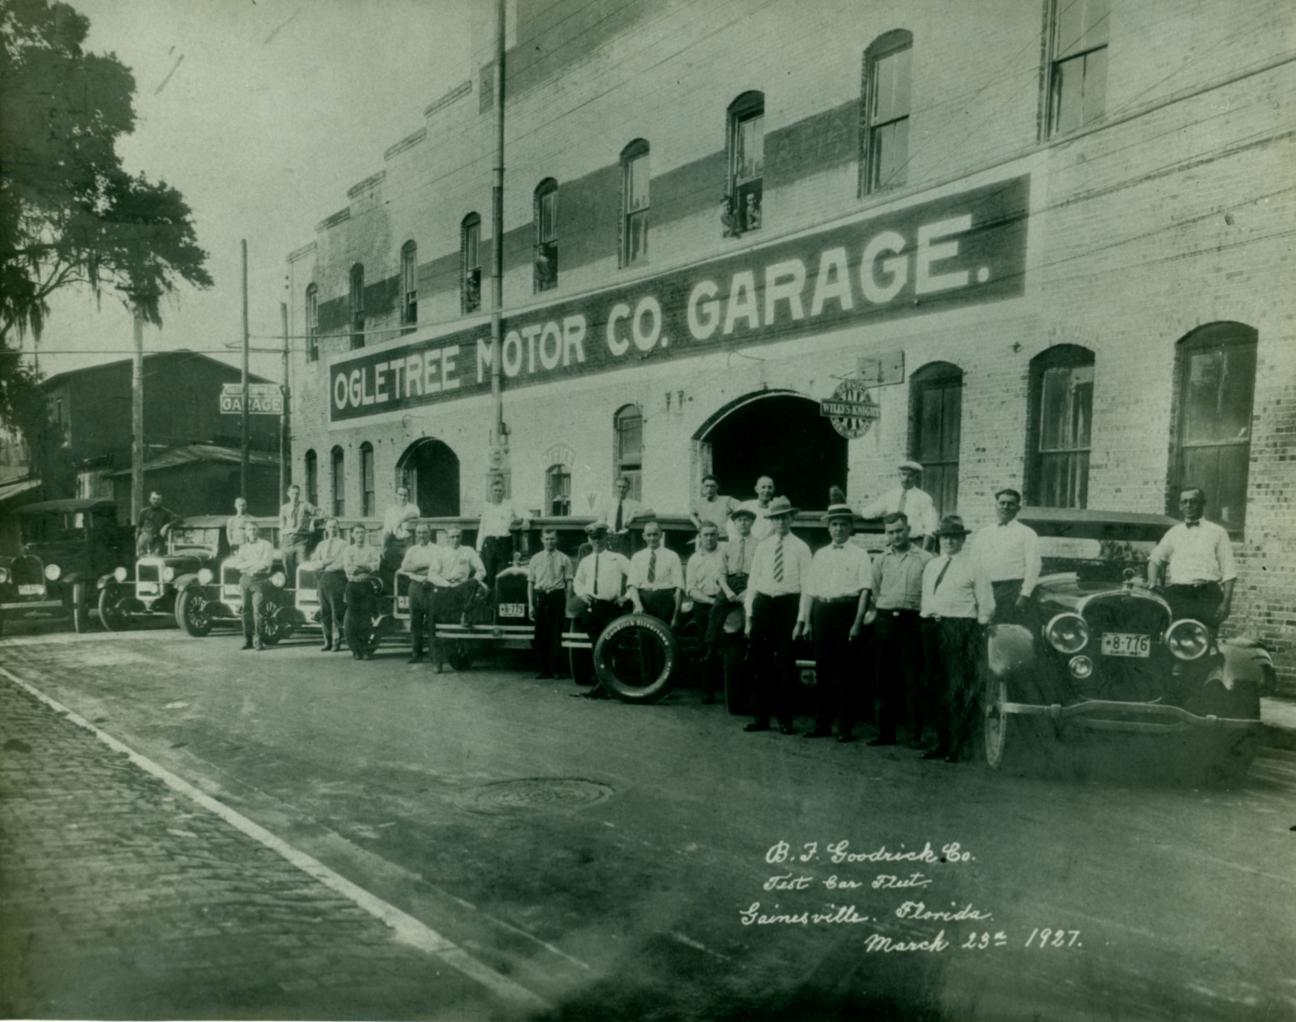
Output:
[836, 732, 855, 744]
[701, 694, 717, 705]
[943, 753, 961, 764]
[867, 736, 897, 747]
[439, 661, 451, 672]
[921, 747, 950, 760]
[744, 721, 771, 733]
[803, 728, 833, 739]
[582, 688, 609, 700]
[321, 642, 333, 652]
[253, 642, 264, 652]
[536, 672, 554, 679]
[240, 642, 254, 651]
[907, 738, 926, 750]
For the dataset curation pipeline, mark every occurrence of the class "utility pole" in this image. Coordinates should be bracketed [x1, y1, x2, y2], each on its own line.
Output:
[280, 300, 290, 498]
[131, 311, 144, 521]
[240, 239, 250, 500]
[490, 0, 505, 443]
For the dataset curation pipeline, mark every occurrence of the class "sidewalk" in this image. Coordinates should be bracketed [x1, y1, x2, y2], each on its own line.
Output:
[1262, 696, 1296, 751]
[0, 679, 510, 1021]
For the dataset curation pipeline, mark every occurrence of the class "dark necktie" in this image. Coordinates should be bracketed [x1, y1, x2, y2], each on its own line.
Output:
[774, 538, 784, 583]
[615, 501, 623, 532]
[933, 557, 952, 592]
[647, 549, 656, 584]
[593, 553, 600, 598]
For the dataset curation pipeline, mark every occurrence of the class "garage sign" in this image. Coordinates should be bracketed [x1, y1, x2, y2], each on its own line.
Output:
[821, 380, 880, 439]
[220, 383, 282, 415]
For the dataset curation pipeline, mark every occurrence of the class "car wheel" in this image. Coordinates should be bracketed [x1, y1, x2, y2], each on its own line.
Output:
[71, 582, 89, 634]
[593, 613, 677, 704]
[259, 603, 295, 646]
[97, 587, 131, 632]
[982, 675, 1050, 773]
[448, 643, 473, 671]
[176, 587, 214, 638]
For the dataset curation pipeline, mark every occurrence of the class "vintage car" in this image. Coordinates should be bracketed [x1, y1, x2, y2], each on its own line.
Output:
[0, 498, 133, 634]
[173, 546, 298, 644]
[982, 508, 1274, 783]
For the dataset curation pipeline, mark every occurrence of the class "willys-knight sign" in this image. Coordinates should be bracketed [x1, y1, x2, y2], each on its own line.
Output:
[329, 176, 1028, 422]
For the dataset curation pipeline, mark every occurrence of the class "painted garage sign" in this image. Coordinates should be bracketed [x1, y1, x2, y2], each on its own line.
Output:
[330, 175, 1029, 422]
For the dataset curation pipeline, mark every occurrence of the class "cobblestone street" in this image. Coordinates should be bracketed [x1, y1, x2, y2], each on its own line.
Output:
[0, 678, 507, 1021]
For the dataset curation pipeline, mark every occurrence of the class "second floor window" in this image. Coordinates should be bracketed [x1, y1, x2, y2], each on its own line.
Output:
[304, 449, 318, 506]
[863, 30, 912, 194]
[360, 441, 375, 516]
[534, 179, 558, 292]
[400, 241, 417, 332]
[305, 284, 319, 362]
[621, 140, 649, 267]
[1029, 346, 1094, 509]
[1048, 0, 1109, 136]
[725, 92, 764, 236]
[614, 404, 643, 500]
[545, 464, 571, 516]
[461, 213, 482, 313]
[349, 264, 365, 349]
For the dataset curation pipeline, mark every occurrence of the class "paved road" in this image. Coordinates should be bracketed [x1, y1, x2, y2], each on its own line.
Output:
[2, 629, 1294, 1021]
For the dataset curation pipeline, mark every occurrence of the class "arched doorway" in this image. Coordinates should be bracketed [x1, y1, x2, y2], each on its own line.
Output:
[697, 391, 847, 510]
[396, 438, 460, 517]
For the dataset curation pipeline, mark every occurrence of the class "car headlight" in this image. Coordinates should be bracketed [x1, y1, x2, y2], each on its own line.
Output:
[0, 567, 9, 584]
[197, 568, 213, 585]
[162, 566, 176, 583]
[1165, 619, 1210, 661]
[270, 571, 286, 588]
[44, 563, 62, 581]
[1068, 655, 1094, 679]
[113, 566, 128, 583]
[1044, 612, 1089, 654]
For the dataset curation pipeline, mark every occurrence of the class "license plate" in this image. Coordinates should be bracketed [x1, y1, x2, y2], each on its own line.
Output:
[1101, 632, 1151, 658]
[499, 602, 526, 619]
[397, 596, 409, 611]
[18, 584, 44, 596]
[137, 583, 159, 596]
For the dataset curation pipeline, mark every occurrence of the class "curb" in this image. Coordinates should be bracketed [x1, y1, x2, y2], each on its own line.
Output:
[1262, 722, 1296, 752]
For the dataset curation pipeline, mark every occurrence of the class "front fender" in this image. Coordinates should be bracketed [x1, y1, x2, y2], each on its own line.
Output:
[1221, 638, 1276, 695]
[173, 573, 199, 593]
[986, 623, 1034, 679]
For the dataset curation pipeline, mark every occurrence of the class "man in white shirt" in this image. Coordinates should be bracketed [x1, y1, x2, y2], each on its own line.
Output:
[477, 475, 522, 587]
[381, 485, 421, 572]
[686, 523, 727, 702]
[742, 496, 812, 735]
[572, 522, 631, 699]
[399, 523, 447, 666]
[690, 474, 736, 539]
[342, 524, 382, 660]
[229, 521, 276, 651]
[279, 484, 319, 587]
[920, 515, 994, 763]
[804, 503, 871, 743]
[594, 476, 652, 555]
[860, 460, 940, 549]
[734, 475, 777, 542]
[306, 517, 350, 652]
[435, 525, 489, 645]
[971, 487, 1040, 625]
[527, 527, 573, 679]
[1147, 487, 1237, 628]
[627, 520, 683, 626]
[225, 497, 253, 552]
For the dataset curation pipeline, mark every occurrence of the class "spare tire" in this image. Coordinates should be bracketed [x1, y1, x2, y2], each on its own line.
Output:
[593, 613, 677, 704]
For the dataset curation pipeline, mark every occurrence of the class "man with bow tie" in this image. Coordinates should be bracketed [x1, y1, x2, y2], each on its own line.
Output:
[1147, 487, 1236, 628]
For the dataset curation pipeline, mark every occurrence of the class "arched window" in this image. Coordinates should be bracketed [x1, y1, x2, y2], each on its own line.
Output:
[305, 284, 319, 362]
[1047, 0, 1108, 137]
[620, 139, 650, 267]
[359, 441, 375, 517]
[909, 362, 962, 516]
[725, 92, 764, 235]
[1027, 345, 1094, 508]
[330, 445, 346, 517]
[304, 449, 318, 507]
[614, 404, 643, 500]
[545, 464, 572, 516]
[461, 213, 482, 313]
[399, 241, 417, 332]
[861, 30, 912, 194]
[533, 179, 558, 292]
[349, 263, 365, 349]
[1172, 323, 1257, 532]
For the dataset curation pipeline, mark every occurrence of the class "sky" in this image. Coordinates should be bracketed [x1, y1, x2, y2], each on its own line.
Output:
[31, 0, 475, 381]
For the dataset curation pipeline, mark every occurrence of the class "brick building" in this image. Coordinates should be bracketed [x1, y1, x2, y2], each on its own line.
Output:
[285, 0, 1296, 687]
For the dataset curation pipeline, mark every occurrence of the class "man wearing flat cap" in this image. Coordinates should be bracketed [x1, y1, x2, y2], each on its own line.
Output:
[860, 460, 940, 549]
[803, 503, 872, 743]
[971, 487, 1040, 625]
[920, 515, 994, 762]
[572, 521, 631, 698]
[743, 497, 813, 735]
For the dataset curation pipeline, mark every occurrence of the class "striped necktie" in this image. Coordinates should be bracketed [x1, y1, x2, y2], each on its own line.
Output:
[773, 537, 784, 583]
[647, 549, 656, 584]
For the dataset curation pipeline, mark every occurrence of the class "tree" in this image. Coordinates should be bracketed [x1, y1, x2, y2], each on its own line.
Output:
[0, 0, 212, 428]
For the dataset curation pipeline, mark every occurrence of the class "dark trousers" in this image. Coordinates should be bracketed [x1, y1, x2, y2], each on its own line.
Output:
[533, 588, 566, 675]
[639, 588, 676, 624]
[812, 600, 859, 735]
[283, 541, 310, 589]
[749, 592, 800, 728]
[1165, 582, 1224, 629]
[319, 569, 347, 646]
[578, 598, 623, 646]
[408, 582, 435, 659]
[344, 578, 377, 655]
[240, 575, 267, 645]
[693, 600, 727, 696]
[874, 609, 923, 743]
[927, 617, 982, 756]
[480, 536, 513, 587]
[990, 579, 1024, 625]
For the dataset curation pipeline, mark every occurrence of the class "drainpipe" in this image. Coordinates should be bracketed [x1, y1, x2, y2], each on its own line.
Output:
[489, 0, 505, 444]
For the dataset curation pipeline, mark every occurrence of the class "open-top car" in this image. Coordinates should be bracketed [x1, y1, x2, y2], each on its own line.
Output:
[97, 515, 232, 631]
[0, 498, 133, 634]
[982, 508, 1274, 783]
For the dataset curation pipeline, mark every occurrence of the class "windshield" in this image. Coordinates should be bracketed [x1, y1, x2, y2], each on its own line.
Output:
[169, 528, 220, 552]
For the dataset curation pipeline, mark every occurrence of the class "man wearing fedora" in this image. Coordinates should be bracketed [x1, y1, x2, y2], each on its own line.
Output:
[864, 511, 933, 747]
[572, 521, 632, 698]
[971, 487, 1040, 625]
[743, 496, 813, 735]
[804, 502, 872, 742]
[861, 460, 941, 549]
[921, 515, 994, 762]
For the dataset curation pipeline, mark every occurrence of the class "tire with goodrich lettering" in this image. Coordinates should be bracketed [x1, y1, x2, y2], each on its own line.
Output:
[593, 612, 676, 704]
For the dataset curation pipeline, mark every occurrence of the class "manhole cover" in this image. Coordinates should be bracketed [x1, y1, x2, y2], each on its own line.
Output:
[459, 778, 613, 814]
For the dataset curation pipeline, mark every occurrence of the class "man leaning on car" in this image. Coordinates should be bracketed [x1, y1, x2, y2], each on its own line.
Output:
[230, 521, 275, 651]
[1147, 487, 1236, 629]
